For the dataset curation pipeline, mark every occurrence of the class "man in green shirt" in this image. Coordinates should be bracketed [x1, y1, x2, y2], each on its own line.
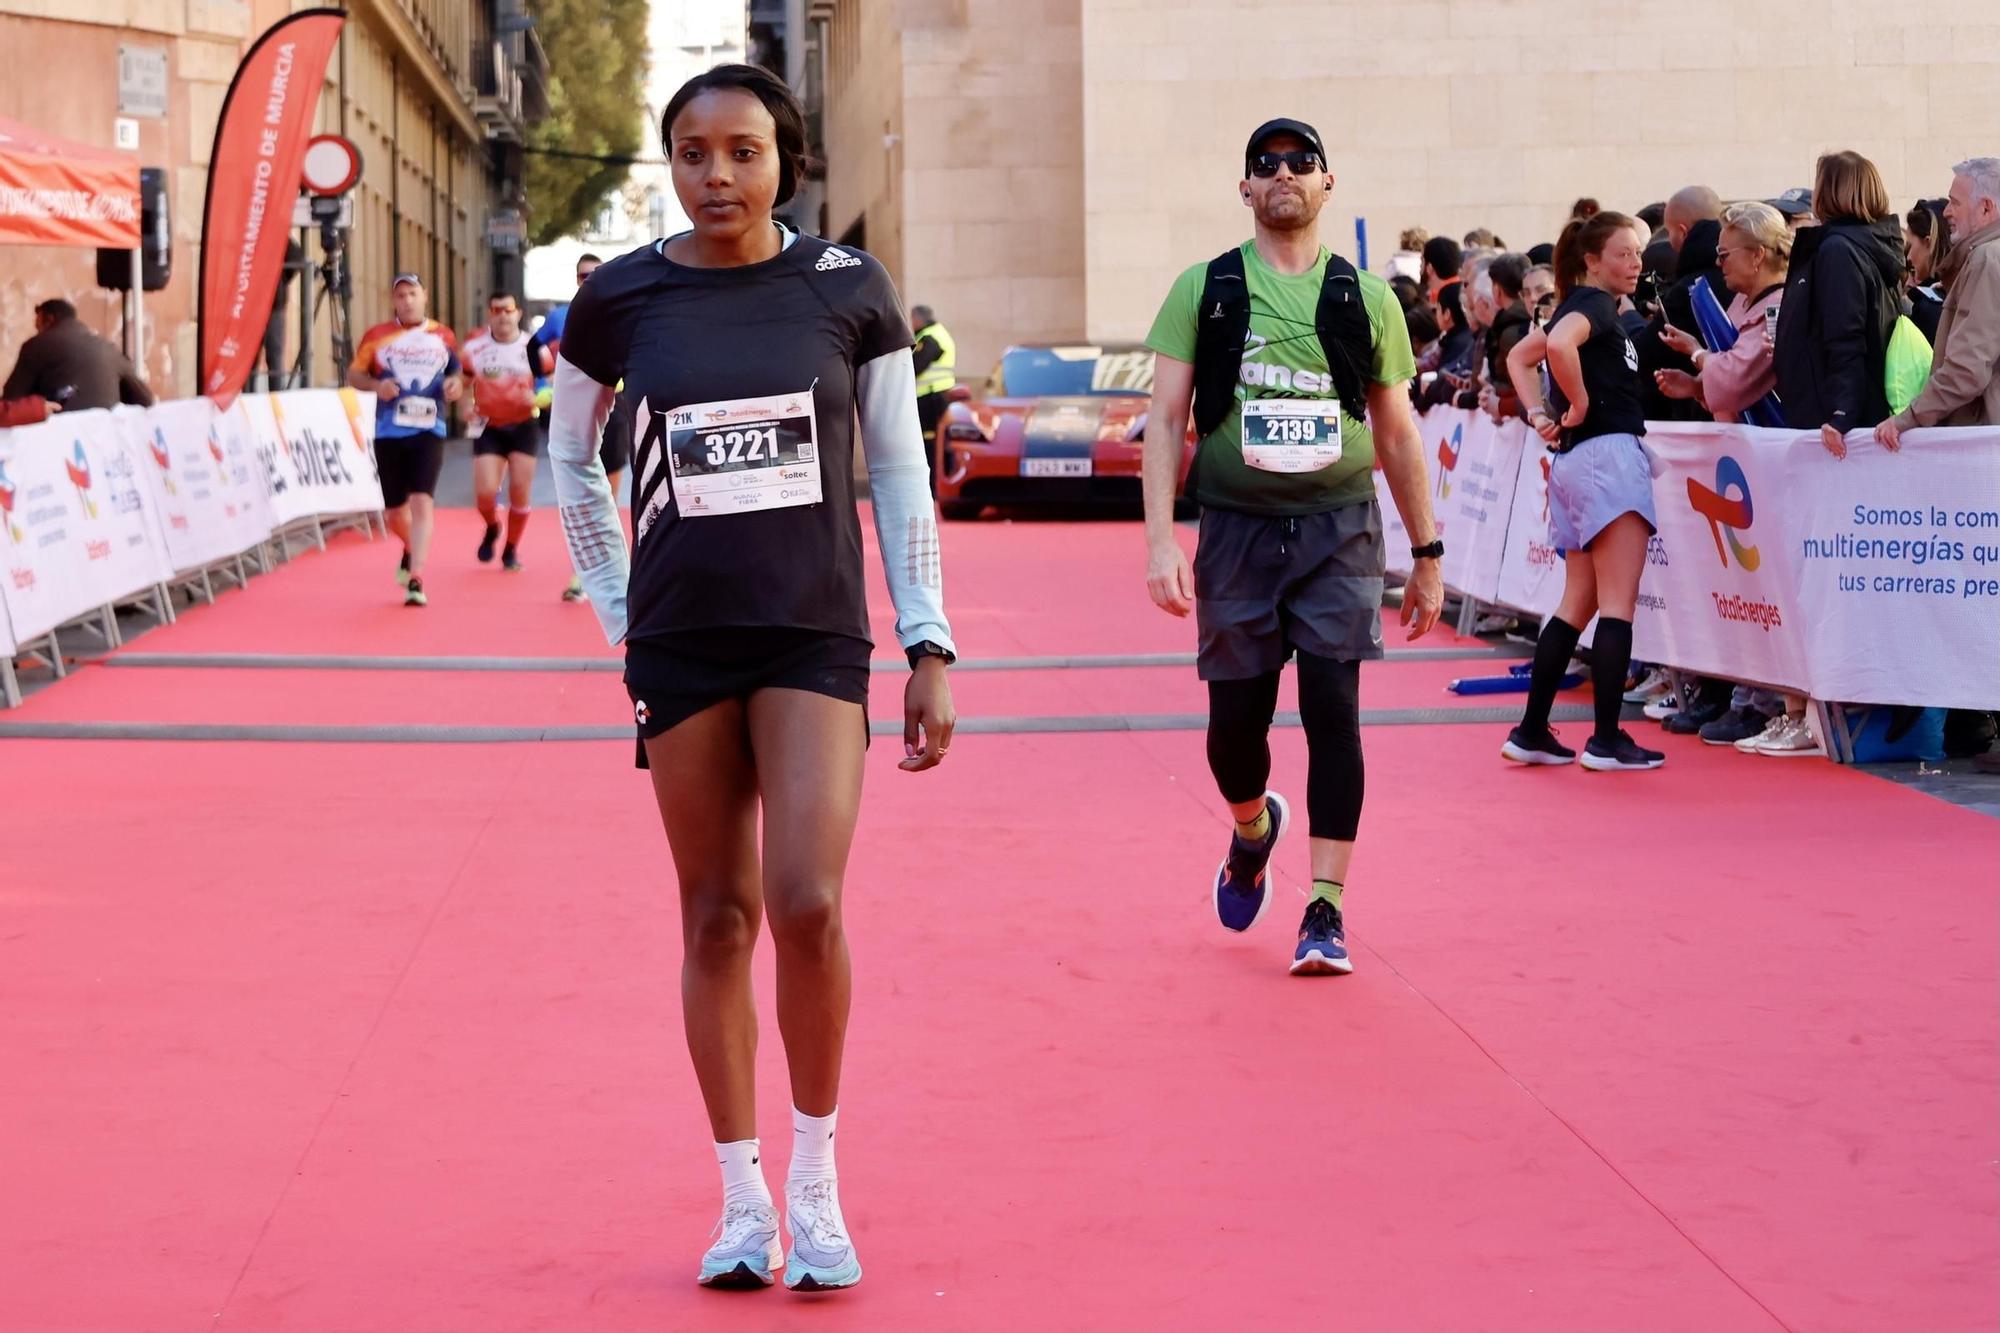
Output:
[1142, 116, 1444, 977]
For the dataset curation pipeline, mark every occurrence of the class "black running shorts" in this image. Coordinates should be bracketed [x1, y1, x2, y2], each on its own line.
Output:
[472, 419, 541, 458]
[624, 627, 872, 769]
[375, 436, 446, 509]
[1192, 500, 1386, 680]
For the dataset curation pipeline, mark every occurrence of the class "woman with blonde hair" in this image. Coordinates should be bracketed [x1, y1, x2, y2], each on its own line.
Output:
[1773, 150, 1906, 457]
[1654, 200, 1823, 756]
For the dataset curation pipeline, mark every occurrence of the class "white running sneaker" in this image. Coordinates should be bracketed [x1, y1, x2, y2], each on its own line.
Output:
[1735, 713, 1790, 753]
[698, 1199, 783, 1288]
[1642, 690, 1682, 721]
[784, 1177, 862, 1291]
[1624, 667, 1671, 705]
[1757, 715, 1826, 758]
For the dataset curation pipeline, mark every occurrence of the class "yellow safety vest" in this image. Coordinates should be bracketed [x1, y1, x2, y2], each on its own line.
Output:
[914, 321, 956, 397]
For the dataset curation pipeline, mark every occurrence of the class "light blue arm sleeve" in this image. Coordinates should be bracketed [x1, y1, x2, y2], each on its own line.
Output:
[854, 347, 955, 658]
[547, 354, 629, 644]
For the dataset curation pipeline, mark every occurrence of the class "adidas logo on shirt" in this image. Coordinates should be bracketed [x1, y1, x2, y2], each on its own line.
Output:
[815, 246, 863, 272]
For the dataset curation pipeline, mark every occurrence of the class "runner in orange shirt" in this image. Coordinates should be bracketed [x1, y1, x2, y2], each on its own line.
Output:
[462, 292, 553, 569]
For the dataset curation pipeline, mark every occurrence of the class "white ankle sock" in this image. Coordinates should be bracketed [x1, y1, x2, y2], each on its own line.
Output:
[715, 1138, 772, 1207]
[789, 1106, 838, 1185]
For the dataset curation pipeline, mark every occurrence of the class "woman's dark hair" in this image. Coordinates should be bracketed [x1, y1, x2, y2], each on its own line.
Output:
[1403, 303, 1440, 350]
[1635, 202, 1667, 231]
[1434, 277, 1465, 328]
[1906, 197, 1952, 282]
[1552, 210, 1639, 299]
[660, 63, 813, 208]
[1569, 196, 1601, 221]
[1387, 274, 1422, 311]
[1488, 252, 1529, 301]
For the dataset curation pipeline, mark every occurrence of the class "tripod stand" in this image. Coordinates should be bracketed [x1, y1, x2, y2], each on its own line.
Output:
[289, 210, 355, 389]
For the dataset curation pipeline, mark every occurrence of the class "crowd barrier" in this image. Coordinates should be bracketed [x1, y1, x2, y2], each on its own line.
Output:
[1383, 408, 2000, 723]
[0, 389, 382, 705]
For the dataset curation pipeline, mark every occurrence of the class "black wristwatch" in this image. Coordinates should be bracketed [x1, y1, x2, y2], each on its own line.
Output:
[907, 640, 956, 668]
[1411, 539, 1445, 561]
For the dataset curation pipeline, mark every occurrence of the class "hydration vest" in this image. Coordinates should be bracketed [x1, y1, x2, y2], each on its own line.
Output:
[1190, 246, 1373, 440]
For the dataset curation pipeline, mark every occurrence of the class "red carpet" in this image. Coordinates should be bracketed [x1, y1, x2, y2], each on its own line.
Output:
[0, 507, 1992, 1331]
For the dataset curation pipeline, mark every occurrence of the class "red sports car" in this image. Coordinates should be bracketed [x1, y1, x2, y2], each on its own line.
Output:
[933, 343, 1195, 519]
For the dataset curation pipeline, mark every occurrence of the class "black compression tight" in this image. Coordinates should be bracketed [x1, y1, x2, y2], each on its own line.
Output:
[1205, 654, 1365, 841]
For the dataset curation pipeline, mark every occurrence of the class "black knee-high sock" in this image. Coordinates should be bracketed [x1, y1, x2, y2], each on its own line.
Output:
[1593, 618, 1634, 744]
[1521, 616, 1582, 734]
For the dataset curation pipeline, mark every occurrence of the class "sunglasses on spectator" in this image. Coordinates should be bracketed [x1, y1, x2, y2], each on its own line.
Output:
[1249, 150, 1324, 178]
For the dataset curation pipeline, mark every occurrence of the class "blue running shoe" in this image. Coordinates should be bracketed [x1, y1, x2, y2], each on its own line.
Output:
[1213, 790, 1288, 933]
[1290, 896, 1352, 976]
[784, 1178, 861, 1292]
[698, 1199, 783, 1288]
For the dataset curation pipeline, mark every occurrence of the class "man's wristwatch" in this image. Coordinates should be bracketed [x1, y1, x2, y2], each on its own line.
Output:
[907, 640, 956, 668]
[1411, 539, 1445, 561]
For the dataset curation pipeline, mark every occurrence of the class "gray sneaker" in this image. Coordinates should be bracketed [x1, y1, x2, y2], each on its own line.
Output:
[784, 1177, 862, 1291]
[698, 1199, 783, 1288]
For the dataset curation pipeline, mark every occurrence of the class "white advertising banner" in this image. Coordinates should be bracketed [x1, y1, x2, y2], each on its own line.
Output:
[130, 397, 247, 571]
[204, 399, 281, 556]
[0, 412, 131, 641]
[1494, 435, 1563, 619]
[1784, 426, 2000, 710]
[1630, 424, 1811, 693]
[1434, 411, 1524, 603]
[240, 388, 382, 525]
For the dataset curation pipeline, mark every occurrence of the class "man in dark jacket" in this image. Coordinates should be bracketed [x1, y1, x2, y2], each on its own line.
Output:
[1774, 216, 1905, 441]
[4, 299, 154, 411]
[1637, 187, 1726, 421]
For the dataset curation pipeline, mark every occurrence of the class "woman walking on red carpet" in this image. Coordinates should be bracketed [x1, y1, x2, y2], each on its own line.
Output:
[1502, 211, 1666, 773]
[545, 65, 955, 1292]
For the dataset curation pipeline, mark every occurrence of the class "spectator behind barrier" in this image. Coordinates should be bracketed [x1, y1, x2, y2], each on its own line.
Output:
[1775, 149, 1905, 456]
[1653, 201, 1790, 423]
[3, 299, 155, 412]
[1879, 157, 2000, 441]
[1903, 197, 1952, 343]
[1482, 254, 1533, 421]
[1387, 227, 1427, 282]
[1422, 235, 1463, 298]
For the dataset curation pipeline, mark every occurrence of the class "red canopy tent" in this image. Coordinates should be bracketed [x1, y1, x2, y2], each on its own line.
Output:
[0, 116, 140, 248]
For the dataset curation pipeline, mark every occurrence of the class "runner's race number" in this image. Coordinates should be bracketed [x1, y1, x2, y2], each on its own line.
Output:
[668, 389, 823, 517]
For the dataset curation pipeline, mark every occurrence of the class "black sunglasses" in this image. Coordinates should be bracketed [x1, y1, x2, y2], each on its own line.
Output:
[1249, 150, 1324, 178]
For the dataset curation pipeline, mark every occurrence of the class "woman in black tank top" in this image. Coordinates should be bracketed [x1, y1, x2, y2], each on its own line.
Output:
[1500, 211, 1666, 773]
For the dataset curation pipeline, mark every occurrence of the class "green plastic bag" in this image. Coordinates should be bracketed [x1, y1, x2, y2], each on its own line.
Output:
[1884, 314, 1932, 414]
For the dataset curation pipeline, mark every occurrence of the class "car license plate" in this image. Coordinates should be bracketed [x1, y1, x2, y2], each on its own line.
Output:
[1021, 458, 1092, 478]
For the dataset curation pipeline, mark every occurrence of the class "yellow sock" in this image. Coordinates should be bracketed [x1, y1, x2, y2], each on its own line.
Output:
[1233, 804, 1271, 841]
[1311, 880, 1343, 908]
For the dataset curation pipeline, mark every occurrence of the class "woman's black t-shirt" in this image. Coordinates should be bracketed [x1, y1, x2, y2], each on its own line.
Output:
[557, 232, 912, 645]
[1547, 285, 1646, 447]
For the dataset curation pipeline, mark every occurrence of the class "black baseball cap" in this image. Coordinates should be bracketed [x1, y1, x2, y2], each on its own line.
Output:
[1245, 118, 1328, 177]
[1768, 187, 1814, 217]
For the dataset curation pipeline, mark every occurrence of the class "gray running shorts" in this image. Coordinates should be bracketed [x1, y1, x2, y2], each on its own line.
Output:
[1193, 501, 1386, 680]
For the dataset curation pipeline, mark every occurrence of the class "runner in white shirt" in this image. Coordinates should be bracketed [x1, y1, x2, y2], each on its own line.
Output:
[462, 292, 553, 569]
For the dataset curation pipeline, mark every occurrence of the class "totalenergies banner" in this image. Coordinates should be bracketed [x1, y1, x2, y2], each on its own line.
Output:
[0, 412, 170, 642]
[1380, 410, 2000, 710]
[197, 8, 345, 409]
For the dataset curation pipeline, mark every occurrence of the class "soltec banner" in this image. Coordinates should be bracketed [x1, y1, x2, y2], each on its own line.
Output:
[239, 388, 382, 526]
[197, 8, 344, 409]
